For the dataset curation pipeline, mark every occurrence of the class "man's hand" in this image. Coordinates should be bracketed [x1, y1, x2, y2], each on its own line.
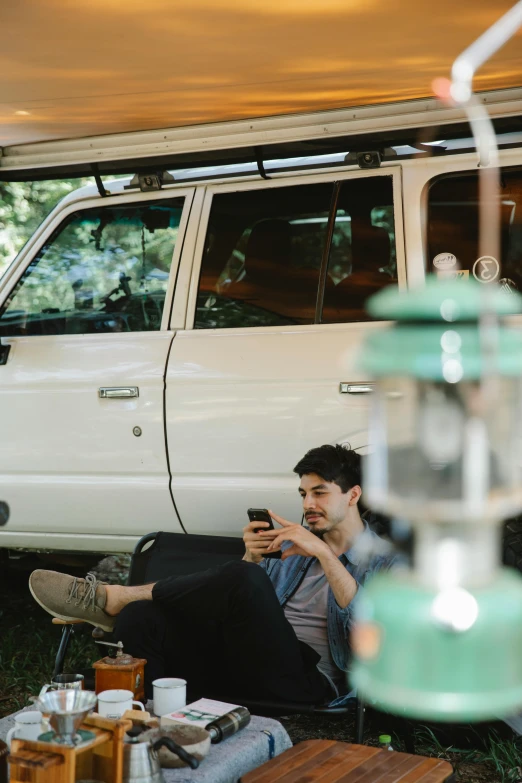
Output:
[242, 520, 280, 563]
[262, 511, 330, 561]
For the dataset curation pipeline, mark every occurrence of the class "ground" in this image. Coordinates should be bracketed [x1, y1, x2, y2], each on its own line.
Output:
[1, 554, 521, 782]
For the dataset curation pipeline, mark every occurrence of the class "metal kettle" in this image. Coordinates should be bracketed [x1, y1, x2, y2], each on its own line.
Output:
[123, 725, 199, 783]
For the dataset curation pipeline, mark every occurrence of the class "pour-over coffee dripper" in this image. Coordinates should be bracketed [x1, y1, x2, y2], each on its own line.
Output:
[36, 689, 97, 745]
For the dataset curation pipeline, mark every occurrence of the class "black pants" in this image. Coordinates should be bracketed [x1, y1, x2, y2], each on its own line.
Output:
[114, 560, 331, 705]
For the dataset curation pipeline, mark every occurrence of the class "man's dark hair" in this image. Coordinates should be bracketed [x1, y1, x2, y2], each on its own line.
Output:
[293, 444, 364, 496]
[294, 444, 394, 529]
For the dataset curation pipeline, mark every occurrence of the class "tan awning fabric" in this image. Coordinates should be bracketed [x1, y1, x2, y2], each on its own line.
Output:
[1, 0, 521, 147]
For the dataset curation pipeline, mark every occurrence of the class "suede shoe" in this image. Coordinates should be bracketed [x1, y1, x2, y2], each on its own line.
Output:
[29, 570, 115, 632]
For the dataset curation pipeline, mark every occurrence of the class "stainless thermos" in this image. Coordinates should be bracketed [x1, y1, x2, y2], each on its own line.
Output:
[206, 707, 251, 743]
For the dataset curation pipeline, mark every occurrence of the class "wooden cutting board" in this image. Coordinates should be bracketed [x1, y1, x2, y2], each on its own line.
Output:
[241, 740, 454, 782]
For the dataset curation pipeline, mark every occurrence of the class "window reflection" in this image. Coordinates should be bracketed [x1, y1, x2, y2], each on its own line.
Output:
[0, 199, 184, 336]
[196, 176, 397, 329]
[428, 168, 522, 292]
[196, 184, 333, 328]
[321, 176, 397, 323]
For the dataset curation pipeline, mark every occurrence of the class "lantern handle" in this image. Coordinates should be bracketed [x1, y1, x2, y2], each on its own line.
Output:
[431, 2, 522, 390]
[437, 2, 520, 266]
[451, 2, 522, 105]
[448, 2, 522, 263]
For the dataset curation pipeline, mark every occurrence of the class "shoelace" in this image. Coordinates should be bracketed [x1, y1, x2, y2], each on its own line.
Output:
[65, 572, 100, 613]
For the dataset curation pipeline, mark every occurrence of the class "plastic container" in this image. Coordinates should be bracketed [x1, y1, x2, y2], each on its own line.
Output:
[379, 734, 393, 751]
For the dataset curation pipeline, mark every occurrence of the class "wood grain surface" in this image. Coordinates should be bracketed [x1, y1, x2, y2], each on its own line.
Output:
[241, 740, 454, 782]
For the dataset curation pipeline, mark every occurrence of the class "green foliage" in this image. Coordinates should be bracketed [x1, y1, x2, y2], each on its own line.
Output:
[0, 565, 98, 717]
[413, 725, 522, 783]
[464, 731, 522, 783]
[0, 196, 181, 336]
[0, 178, 92, 277]
[6, 204, 179, 312]
[0, 553, 128, 717]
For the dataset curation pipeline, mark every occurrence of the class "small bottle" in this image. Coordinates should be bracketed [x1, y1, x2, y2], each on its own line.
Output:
[379, 734, 393, 751]
[206, 707, 251, 743]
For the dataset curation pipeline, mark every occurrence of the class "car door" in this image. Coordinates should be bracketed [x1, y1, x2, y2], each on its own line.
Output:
[0, 187, 194, 552]
[165, 168, 406, 536]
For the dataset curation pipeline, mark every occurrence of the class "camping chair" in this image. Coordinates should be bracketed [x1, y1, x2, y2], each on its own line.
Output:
[52, 531, 411, 749]
[51, 531, 247, 678]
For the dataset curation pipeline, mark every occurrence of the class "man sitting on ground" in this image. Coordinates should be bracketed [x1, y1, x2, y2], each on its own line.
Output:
[29, 445, 397, 706]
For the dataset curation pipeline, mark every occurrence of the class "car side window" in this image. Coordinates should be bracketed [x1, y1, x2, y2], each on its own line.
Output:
[427, 167, 522, 290]
[195, 177, 397, 329]
[321, 175, 397, 323]
[195, 184, 334, 328]
[0, 198, 184, 337]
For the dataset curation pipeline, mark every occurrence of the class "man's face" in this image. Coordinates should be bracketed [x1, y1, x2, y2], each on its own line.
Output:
[298, 472, 353, 537]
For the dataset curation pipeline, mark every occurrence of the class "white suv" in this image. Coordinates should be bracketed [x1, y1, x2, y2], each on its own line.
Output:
[0, 93, 521, 553]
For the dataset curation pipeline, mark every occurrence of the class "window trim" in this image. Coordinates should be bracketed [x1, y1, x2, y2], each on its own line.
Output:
[0, 187, 196, 335]
[315, 181, 341, 323]
[181, 166, 406, 331]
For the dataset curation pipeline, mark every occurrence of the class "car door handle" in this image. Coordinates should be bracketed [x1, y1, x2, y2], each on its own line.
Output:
[339, 382, 374, 394]
[99, 387, 139, 399]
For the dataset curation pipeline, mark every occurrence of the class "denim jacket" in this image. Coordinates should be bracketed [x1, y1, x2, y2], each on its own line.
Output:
[259, 520, 398, 706]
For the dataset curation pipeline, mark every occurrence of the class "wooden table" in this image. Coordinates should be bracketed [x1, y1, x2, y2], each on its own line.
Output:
[241, 740, 454, 782]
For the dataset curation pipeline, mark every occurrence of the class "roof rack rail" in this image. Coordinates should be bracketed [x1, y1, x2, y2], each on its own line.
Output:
[0, 89, 520, 182]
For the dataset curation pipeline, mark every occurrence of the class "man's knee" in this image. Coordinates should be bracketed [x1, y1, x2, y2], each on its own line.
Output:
[220, 559, 272, 593]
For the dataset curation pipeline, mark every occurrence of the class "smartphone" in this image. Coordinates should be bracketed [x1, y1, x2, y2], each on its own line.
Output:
[247, 508, 281, 559]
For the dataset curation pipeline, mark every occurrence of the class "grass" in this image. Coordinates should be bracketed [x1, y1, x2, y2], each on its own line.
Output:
[0, 625, 97, 713]
[461, 732, 522, 783]
[0, 564, 99, 716]
[410, 725, 522, 782]
[0, 552, 131, 715]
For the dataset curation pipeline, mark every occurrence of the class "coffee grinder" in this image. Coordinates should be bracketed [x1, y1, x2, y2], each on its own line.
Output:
[93, 641, 146, 702]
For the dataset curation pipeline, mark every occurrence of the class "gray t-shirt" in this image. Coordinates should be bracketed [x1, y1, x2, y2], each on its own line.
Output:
[283, 560, 345, 695]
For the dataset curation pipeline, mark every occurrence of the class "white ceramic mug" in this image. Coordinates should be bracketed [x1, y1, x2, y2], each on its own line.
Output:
[6, 711, 48, 746]
[97, 689, 145, 720]
[152, 678, 187, 716]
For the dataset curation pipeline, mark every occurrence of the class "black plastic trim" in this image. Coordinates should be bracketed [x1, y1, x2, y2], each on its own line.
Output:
[315, 181, 341, 323]
[254, 146, 271, 179]
[0, 343, 11, 365]
[91, 163, 108, 197]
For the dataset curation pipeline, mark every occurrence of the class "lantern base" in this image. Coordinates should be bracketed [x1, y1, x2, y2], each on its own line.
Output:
[351, 568, 522, 722]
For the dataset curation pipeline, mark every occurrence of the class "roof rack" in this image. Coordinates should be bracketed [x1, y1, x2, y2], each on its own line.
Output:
[0, 89, 521, 182]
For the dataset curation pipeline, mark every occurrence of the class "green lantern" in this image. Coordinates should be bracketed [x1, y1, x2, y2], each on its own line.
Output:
[351, 277, 522, 721]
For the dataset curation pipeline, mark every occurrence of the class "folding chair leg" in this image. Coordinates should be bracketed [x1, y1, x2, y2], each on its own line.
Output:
[53, 624, 75, 679]
[355, 698, 365, 744]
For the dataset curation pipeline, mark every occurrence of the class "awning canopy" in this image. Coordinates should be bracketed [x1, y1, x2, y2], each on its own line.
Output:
[1, 0, 521, 150]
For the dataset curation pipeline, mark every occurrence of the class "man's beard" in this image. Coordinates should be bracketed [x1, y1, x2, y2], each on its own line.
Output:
[306, 513, 328, 537]
[307, 513, 342, 539]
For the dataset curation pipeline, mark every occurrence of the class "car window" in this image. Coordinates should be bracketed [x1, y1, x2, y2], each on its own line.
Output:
[0, 198, 184, 337]
[427, 167, 522, 290]
[195, 183, 333, 328]
[195, 177, 397, 329]
[321, 175, 397, 323]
